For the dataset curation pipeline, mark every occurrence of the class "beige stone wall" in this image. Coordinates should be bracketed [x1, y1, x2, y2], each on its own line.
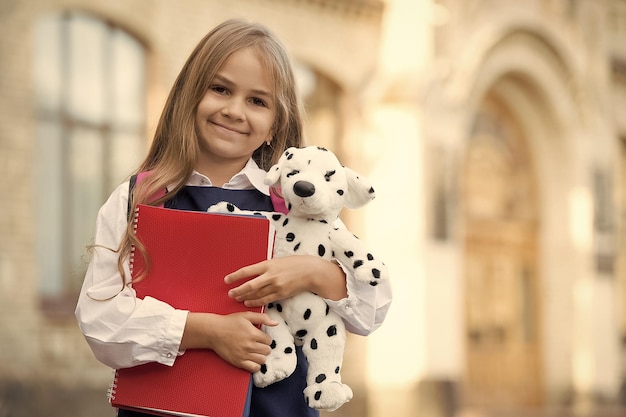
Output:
[366, 0, 626, 415]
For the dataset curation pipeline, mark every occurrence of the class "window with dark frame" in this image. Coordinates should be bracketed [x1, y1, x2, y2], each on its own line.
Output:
[34, 11, 147, 316]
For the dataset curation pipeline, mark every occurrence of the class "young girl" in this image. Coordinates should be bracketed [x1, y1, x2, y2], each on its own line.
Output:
[75, 19, 392, 417]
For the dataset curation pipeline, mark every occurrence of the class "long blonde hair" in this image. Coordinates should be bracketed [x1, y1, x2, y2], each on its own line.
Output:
[118, 19, 304, 282]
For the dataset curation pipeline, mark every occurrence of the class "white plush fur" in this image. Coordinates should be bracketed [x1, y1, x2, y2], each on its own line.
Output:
[208, 146, 388, 411]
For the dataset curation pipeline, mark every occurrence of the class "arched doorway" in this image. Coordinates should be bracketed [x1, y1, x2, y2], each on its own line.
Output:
[462, 94, 543, 407]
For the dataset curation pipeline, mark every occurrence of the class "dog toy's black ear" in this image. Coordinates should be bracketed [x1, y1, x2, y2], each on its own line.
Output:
[344, 167, 376, 209]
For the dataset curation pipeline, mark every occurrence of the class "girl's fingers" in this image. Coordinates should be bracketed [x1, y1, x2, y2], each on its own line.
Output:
[228, 279, 263, 299]
[230, 279, 279, 301]
[234, 285, 283, 306]
[241, 356, 267, 373]
[225, 261, 267, 284]
[244, 312, 278, 328]
[244, 295, 276, 308]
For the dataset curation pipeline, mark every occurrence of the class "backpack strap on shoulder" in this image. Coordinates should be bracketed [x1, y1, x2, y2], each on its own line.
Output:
[269, 186, 289, 214]
[127, 171, 167, 219]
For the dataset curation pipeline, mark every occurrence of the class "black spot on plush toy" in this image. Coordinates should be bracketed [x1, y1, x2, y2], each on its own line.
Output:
[208, 146, 389, 411]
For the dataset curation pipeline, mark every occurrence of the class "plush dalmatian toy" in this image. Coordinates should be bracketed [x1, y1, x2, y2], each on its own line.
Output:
[208, 146, 388, 411]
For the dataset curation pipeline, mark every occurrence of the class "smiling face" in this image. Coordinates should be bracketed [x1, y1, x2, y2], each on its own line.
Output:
[194, 46, 276, 181]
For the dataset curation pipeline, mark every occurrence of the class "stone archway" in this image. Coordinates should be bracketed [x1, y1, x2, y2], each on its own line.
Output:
[462, 93, 542, 407]
[449, 26, 589, 408]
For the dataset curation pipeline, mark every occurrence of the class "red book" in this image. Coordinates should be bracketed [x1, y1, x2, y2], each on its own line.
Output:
[109, 204, 274, 417]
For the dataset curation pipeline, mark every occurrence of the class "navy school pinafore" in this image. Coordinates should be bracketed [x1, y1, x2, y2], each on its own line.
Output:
[118, 185, 318, 417]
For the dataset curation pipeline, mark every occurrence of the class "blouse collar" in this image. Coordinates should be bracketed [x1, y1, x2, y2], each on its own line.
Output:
[184, 158, 270, 196]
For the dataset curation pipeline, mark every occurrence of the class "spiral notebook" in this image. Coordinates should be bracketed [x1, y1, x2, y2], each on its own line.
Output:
[109, 204, 274, 417]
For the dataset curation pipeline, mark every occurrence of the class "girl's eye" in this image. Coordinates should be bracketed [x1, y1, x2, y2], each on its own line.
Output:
[250, 97, 267, 107]
[211, 85, 228, 94]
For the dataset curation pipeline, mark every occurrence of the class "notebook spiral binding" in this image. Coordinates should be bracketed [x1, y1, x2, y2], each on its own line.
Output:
[129, 207, 140, 276]
[107, 370, 119, 403]
[108, 207, 139, 404]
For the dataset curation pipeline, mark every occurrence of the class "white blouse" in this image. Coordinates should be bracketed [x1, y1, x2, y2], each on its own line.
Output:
[75, 159, 392, 369]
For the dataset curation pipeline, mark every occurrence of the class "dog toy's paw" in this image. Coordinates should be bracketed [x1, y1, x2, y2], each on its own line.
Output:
[352, 257, 389, 286]
[253, 349, 298, 388]
[304, 381, 353, 411]
[207, 201, 239, 214]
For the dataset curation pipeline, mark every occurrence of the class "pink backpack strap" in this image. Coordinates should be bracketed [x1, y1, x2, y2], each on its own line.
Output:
[270, 187, 288, 214]
[130, 171, 166, 210]
[136, 171, 150, 184]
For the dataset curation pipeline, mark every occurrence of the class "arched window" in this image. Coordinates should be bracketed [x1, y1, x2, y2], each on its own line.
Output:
[34, 12, 146, 314]
[293, 61, 343, 152]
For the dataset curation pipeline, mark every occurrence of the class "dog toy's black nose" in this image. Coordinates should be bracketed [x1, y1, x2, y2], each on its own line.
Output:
[293, 180, 315, 197]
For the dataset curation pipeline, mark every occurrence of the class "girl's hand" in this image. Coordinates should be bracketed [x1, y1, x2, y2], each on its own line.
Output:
[181, 311, 277, 372]
[225, 255, 348, 307]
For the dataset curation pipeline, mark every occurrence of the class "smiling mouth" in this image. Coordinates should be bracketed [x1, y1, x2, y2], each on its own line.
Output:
[211, 121, 248, 135]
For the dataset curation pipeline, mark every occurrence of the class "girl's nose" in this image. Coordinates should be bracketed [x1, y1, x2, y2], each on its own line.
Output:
[221, 97, 246, 120]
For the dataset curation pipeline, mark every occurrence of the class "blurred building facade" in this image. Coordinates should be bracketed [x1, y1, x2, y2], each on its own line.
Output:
[0, 0, 625, 417]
